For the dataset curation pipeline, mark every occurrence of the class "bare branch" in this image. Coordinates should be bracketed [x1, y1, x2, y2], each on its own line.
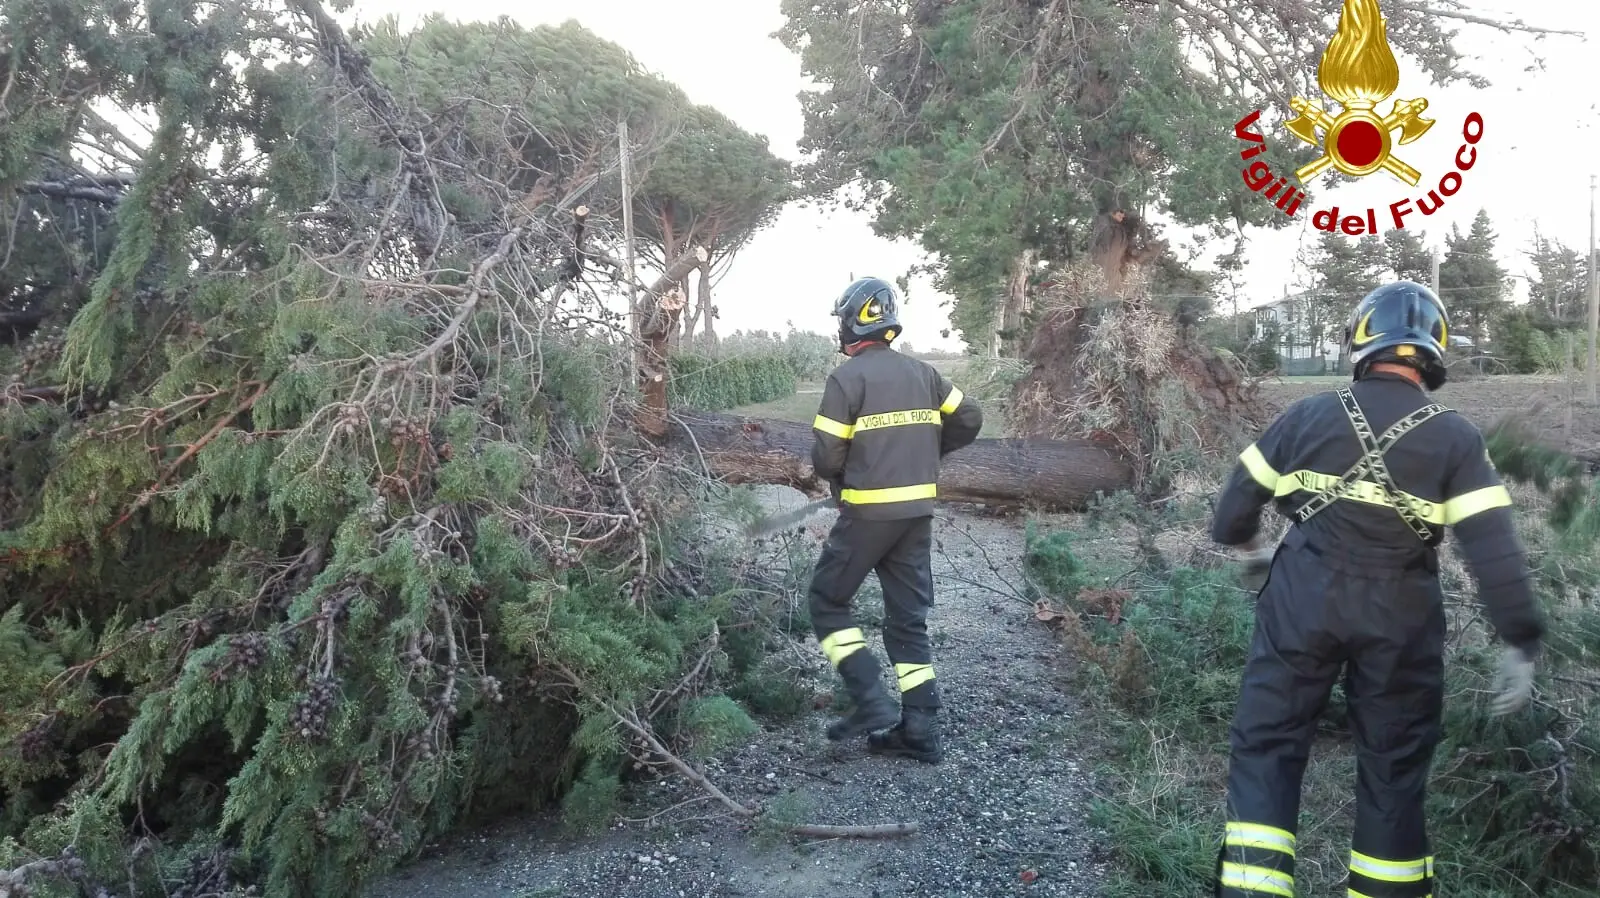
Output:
[1389, 2, 1583, 37]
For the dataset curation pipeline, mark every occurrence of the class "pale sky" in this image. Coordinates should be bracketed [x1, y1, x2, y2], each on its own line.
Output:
[365, 1, 1599, 350]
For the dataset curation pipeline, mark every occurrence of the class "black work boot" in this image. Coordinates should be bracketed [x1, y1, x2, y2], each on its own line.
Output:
[825, 651, 900, 741]
[867, 707, 943, 764]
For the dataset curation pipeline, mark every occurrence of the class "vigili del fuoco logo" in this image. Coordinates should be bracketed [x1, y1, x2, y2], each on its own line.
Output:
[1231, 0, 1483, 234]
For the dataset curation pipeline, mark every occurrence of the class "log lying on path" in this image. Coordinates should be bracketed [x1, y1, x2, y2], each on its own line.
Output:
[670, 412, 1133, 511]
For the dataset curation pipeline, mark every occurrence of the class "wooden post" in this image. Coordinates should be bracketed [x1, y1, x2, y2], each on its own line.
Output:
[621, 120, 637, 336]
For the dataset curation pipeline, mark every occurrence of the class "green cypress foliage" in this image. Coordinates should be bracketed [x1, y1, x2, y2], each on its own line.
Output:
[0, 6, 784, 895]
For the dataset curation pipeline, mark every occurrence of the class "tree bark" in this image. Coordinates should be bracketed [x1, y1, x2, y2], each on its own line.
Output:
[662, 215, 682, 351]
[670, 412, 1131, 510]
[984, 301, 1002, 359]
[999, 248, 1034, 357]
[695, 252, 715, 345]
[1091, 210, 1132, 296]
[678, 274, 696, 344]
[636, 245, 708, 437]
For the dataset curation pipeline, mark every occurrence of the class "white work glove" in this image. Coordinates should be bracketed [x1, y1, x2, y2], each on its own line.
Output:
[1489, 645, 1536, 716]
[1238, 545, 1275, 575]
[1235, 542, 1274, 591]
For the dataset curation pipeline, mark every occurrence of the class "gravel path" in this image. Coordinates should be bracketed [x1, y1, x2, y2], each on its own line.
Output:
[367, 487, 1110, 898]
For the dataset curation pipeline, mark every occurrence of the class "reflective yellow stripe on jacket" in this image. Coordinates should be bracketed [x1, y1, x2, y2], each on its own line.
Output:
[813, 405, 943, 439]
[1235, 443, 1512, 525]
[840, 483, 938, 504]
[813, 414, 854, 439]
[818, 398, 948, 505]
[854, 408, 938, 431]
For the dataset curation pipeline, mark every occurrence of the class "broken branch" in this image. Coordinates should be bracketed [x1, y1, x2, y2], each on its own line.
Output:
[557, 664, 920, 839]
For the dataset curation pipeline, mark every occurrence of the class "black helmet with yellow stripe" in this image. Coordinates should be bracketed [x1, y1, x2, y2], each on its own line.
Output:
[1344, 280, 1449, 390]
[833, 277, 901, 348]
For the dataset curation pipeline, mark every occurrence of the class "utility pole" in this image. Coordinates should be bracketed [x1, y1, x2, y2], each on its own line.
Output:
[1430, 245, 1441, 296]
[1588, 174, 1598, 402]
[620, 120, 637, 338]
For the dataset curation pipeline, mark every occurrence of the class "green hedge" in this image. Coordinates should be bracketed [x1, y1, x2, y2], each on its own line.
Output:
[668, 352, 798, 410]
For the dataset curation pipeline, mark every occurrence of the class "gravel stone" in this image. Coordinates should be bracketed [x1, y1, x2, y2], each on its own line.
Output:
[366, 488, 1110, 897]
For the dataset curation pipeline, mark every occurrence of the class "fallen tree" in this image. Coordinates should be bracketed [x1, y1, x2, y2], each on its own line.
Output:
[0, 7, 838, 897]
[1009, 260, 1269, 495]
[672, 412, 1132, 510]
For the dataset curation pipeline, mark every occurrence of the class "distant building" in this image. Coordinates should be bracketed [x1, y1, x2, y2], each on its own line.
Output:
[1253, 292, 1343, 375]
[1253, 292, 1477, 375]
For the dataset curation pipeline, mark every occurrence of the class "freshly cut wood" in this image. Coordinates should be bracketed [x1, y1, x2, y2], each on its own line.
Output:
[670, 412, 1132, 511]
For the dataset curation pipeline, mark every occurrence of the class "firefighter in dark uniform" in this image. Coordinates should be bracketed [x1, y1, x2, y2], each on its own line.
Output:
[806, 276, 984, 764]
[1209, 281, 1544, 898]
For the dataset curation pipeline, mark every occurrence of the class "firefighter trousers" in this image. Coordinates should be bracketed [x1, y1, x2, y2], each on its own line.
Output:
[808, 514, 939, 709]
[1217, 528, 1444, 898]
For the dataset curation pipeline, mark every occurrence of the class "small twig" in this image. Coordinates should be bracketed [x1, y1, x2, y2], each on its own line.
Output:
[933, 514, 1032, 604]
[1389, 1, 1583, 36]
[108, 379, 270, 530]
[785, 822, 919, 839]
[617, 794, 719, 826]
[613, 704, 752, 817]
[645, 622, 719, 718]
[556, 664, 920, 839]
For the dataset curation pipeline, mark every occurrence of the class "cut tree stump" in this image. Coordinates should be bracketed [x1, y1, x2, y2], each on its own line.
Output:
[670, 412, 1132, 511]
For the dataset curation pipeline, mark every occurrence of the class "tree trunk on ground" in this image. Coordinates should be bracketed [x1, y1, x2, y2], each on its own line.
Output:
[636, 245, 708, 437]
[670, 412, 1132, 510]
[999, 248, 1034, 358]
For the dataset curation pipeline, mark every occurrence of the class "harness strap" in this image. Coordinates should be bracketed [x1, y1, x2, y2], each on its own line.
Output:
[1292, 388, 1450, 541]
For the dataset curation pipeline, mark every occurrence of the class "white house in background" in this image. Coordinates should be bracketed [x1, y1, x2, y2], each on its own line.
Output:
[1252, 292, 1321, 362]
[1253, 292, 1477, 373]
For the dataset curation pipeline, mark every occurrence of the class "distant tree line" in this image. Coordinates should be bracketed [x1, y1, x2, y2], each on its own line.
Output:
[1194, 208, 1592, 376]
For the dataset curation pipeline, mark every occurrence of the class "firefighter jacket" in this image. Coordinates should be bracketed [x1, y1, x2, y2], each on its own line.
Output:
[1211, 371, 1545, 656]
[811, 344, 984, 520]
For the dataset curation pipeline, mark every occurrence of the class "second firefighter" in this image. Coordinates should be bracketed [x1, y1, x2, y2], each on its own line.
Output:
[806, 277, 983, 764]
[1209, 281, 1545, 898]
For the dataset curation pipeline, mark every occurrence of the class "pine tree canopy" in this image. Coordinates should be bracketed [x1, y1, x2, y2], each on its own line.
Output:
[776, 0, 1559, 350]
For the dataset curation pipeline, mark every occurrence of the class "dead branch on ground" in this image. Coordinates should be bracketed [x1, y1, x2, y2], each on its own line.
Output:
[555, 664, 920, 839]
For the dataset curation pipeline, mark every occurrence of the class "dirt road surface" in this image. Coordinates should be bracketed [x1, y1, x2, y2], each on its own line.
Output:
[367, 487, 1110, 898]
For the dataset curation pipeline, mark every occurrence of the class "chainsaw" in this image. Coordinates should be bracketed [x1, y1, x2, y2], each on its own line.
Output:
[743, 497, 838, 538]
